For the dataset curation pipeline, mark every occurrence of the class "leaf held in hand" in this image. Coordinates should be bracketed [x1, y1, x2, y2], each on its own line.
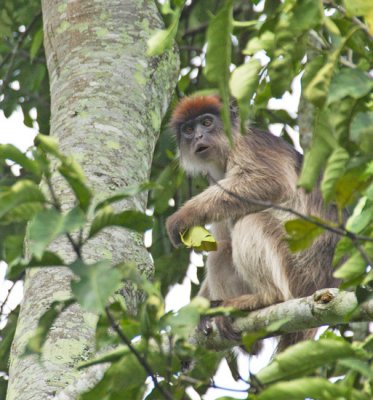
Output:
[180, 226, 217, 251]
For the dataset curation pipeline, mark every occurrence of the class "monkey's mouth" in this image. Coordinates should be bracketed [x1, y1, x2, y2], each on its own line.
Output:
[195, 145, 209, 154]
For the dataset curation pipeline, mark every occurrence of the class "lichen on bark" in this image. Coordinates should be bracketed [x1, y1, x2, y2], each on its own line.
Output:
[7, 1, 179, 399]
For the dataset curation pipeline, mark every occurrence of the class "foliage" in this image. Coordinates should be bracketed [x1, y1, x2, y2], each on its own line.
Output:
[0, 0, 49, 133]
[0, 0, 373, 399]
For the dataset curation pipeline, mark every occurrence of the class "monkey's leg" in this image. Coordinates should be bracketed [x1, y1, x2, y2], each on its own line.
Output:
[214, 292, 283, 341]
[198, 240, 251, 337]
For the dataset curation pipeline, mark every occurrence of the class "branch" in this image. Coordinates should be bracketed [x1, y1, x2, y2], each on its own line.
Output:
[192, 289, 373, 351]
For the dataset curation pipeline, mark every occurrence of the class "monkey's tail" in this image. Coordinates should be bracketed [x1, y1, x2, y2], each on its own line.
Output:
[276, 329, 317, 354]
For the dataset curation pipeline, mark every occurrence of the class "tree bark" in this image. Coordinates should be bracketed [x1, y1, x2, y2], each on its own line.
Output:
[7, 1, 179, 399]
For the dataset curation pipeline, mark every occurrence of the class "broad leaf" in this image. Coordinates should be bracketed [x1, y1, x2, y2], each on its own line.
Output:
[7, 251, 64, 280]
[298, 110, 336, 191]
[350, 111, 373, 155]
[181, 226, 217, 251]
[0, 180, 45, 220]
[256, 338, 368, 385]
[321, 147, 349, 203]
[71, 260, 122, 313]
[89, 206, 152, 238]
[328, 68, 373, 104]
[204, 0, 234, 142]
[95, 181, 155, 211]
[257, 377, 368, 400]
[0, 144, 41, 178]
[285, 218, 324, 252]
[58, 158, 92, 212]
[28, 207, 86, 259]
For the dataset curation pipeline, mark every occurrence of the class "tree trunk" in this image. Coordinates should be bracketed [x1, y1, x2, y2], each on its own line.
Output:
[7, 1, 179, 399]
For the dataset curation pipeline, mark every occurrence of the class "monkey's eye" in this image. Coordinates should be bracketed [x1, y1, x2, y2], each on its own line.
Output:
[202, 118, 213, 127]
[182, 125, 194, 136]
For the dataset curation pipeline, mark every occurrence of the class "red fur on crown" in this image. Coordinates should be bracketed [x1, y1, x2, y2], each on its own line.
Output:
[170, 95, 222, 132]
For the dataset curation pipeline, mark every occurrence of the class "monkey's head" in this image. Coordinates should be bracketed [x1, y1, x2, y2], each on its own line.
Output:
[170, 95, 232, 178]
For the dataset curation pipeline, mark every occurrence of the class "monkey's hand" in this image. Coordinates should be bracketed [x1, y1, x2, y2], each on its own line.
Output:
[166, 210, 191, 247]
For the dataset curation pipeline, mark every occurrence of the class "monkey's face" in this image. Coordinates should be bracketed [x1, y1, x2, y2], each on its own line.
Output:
[179, 113, 219, 158]
[177, 113, 230, 178]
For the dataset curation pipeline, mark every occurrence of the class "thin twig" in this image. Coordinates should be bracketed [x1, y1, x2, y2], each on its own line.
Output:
[105, 307, 173, 400]
[0, 12, 42, 92]
[209, 176, 373, 244]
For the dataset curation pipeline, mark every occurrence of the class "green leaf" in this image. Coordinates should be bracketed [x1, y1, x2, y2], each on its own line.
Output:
[147, 7, 182, 56]
[304, 49, 340, 107]
[298, 110, 336, 191]
[230, 59, 261, 132]
[243, 31, 275, 55]
[344, 0, 373, 35]
[95, 181, 155, 211]
[164, 297, 209, 339]
[80, 353, 147, 400]
[89, 206, 152, 238]
[26, 300, 74, 354]
[350, 111, 373, 155]
[0, 180, 45, 219]
[334, 249, 367, 282]
[0, 377, 7, 400]
[1, 201, 44, 224]
[181, 226, 217, 251]
[204, 1, 233, 84]
[256, 339, 368, 385]
[151, 162, 184, 213]
[292, 0, 323, 34]
[257, 377, 369, 400]
[285, 218, 325, 252]
[34, 134, 62, 159]
[7, 251, 64, 280]
[28, 207, 86, 259]
[30, 28, 43, 61]
[328, 68, 373, 104]
[71, 260, 122, 313]
[78, 346, 129, 369]
[0, 144, 42, 178]
[0, 307, 19, 370]
[154, 248, 189, 297]
[335, 167, 369, 208]
[3, 234, 24, 266]
[58, 158, 92, 212]
[338, 358, 373, 379]
[321, 147, 349, 202]
[204, 1, 234, 142]
[346, 197, 373, 234]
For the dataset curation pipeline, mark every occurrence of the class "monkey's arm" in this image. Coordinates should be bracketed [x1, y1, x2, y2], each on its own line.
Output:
[166, 172, 293, 246]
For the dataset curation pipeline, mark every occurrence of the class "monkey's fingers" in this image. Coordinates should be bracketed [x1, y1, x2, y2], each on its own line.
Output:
[165, 216, 185, 247]
[215, 315, 241, 342]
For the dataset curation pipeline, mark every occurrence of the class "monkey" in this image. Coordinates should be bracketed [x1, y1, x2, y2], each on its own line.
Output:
[166, 95, 340, 351]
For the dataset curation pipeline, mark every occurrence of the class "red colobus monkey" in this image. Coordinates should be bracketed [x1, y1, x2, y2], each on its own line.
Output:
[166, 95, 339, 349]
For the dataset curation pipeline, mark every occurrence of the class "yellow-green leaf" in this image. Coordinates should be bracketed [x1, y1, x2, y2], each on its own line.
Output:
[181, 226, 217, 251]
